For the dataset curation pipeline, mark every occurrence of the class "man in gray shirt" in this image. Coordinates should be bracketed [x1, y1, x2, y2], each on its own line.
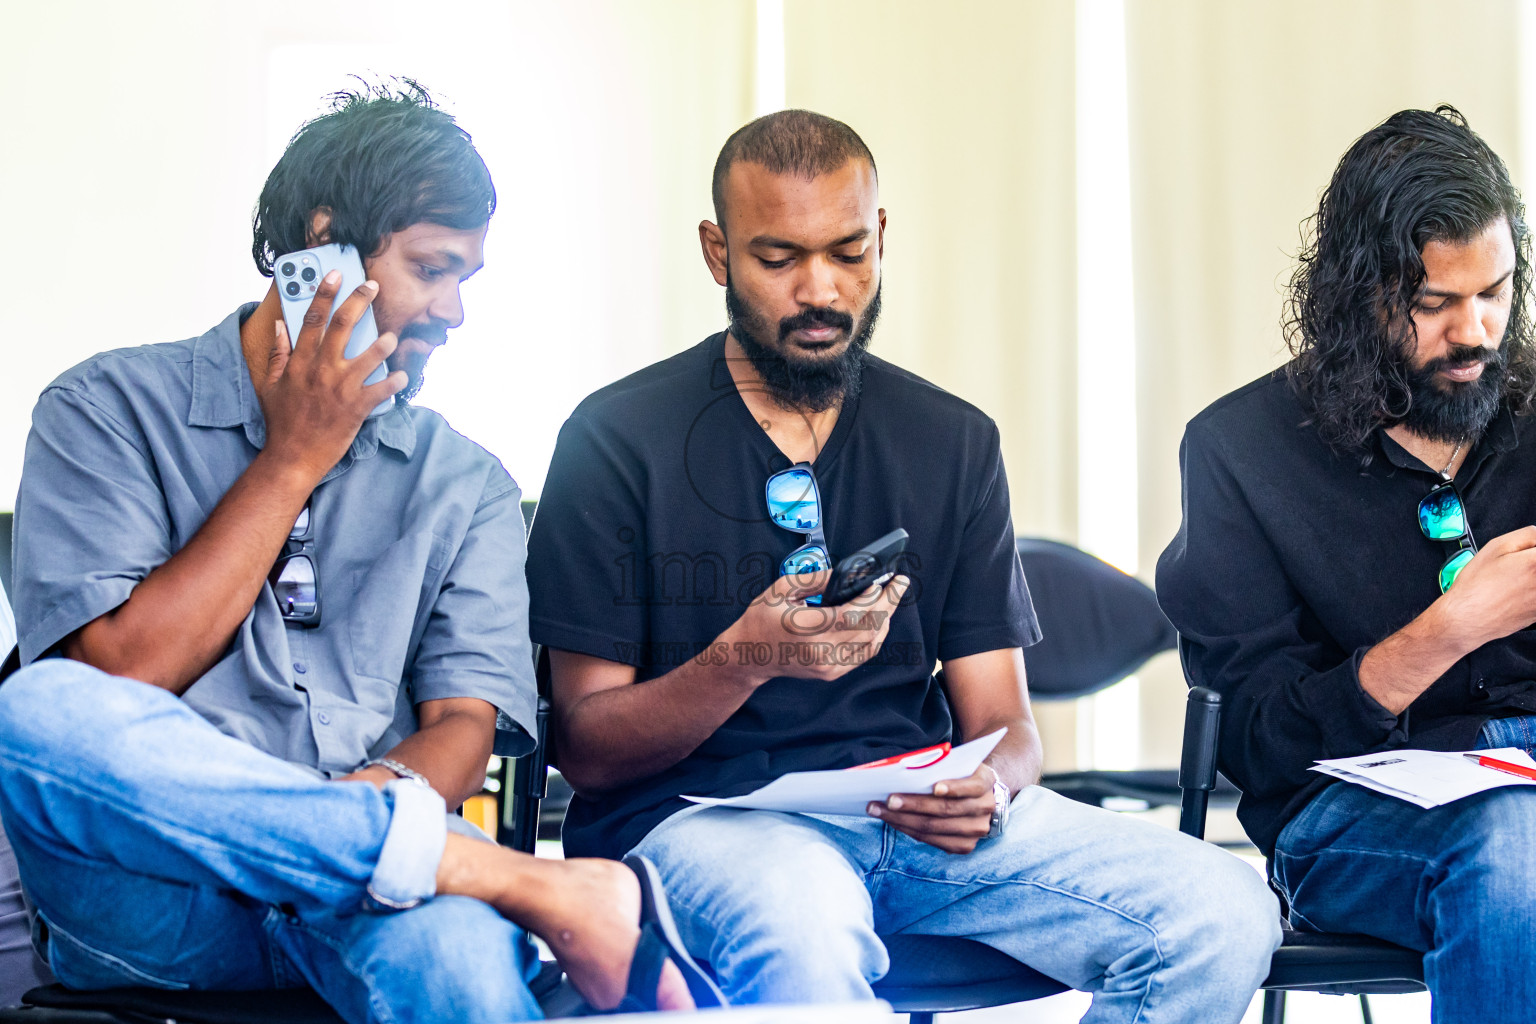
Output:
[0, 82, 693, 1021]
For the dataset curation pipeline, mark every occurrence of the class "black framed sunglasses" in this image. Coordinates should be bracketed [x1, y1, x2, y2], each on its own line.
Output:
[1418, 480, 1478, 594]
[269, 498, 320, 627]
[765, 462, 830, 580]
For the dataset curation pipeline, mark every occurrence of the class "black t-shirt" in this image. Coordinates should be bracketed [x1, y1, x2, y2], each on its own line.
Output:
[1156, 370, 1536, 857]
[526, 333, 1038, 858]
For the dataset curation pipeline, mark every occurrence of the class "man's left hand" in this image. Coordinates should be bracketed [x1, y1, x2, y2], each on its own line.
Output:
[867, 763, 1000, 854]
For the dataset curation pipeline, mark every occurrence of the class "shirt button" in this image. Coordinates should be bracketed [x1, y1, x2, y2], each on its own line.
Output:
[293, 662, 307, 674]
[317, 712, 331, 725]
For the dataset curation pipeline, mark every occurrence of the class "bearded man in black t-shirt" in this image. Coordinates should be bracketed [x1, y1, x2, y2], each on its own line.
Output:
[526, 109, 1278, 1017]
[1158, 107, 1536, 1024]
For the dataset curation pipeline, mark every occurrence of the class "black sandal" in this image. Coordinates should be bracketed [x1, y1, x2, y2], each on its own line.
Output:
[616, 854, 728, 1011]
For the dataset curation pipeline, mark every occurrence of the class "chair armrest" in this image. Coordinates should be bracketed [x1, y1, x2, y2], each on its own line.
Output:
[1177, 686, 1222, 838]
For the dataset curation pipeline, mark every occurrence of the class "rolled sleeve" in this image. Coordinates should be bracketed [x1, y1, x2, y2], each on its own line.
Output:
[365, 778, 447, 910]
[14, 386, 171, 665]
[410, 475, 537, 755]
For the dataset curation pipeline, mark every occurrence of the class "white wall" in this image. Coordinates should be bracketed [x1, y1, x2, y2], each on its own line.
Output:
[0, 0, 755, 505]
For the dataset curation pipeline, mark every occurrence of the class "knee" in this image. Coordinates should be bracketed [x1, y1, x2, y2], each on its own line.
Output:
[0, 661, 106, 779]
[0, 660, 136, 752]
[1443, 791, 1536, 912]
[0, 660, 178, 767]
[1166, 848, 1281, 968]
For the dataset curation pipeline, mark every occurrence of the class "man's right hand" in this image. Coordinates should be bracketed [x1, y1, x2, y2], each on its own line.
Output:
[549, 571, 909, 794]
[61, 274, 407, 694]
[1362, 524, 1536, 714]
[722, 570, 908, 686]
[1437, 525, 1536, 648]
[256, 270, 406, 482]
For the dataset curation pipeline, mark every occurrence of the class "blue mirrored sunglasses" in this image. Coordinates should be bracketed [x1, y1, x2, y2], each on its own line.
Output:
[1418, 481, 1477, 593]
[765, 463, 829, 579]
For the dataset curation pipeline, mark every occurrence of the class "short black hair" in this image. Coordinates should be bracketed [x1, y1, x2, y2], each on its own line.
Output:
[1284, 104, 1533, 455]
[251, 78, 496, 276]
[711, 109, 876, 226]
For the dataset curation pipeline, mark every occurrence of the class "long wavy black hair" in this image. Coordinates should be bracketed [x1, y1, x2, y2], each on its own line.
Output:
[1284, 105, 1535, 459]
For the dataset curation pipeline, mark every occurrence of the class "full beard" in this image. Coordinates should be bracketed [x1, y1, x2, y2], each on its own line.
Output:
[388, 324, 448, 406]
[1397, 343, 1506, 443]
[725, 274, 881, 413]
[392, 362, 426, 406]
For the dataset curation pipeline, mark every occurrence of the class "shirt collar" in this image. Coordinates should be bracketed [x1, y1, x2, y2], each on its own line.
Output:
[188, 303, 417, 459]
[1375, 402, 1522, 476]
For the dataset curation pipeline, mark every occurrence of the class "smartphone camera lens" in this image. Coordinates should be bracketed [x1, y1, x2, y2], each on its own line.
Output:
[280, 262, 296, 278]
[285, 281, 301, 297]
[301, 267, 317, 283]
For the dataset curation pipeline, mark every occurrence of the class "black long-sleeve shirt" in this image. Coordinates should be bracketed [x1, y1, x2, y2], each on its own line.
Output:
[1156, 370, 1536, 856]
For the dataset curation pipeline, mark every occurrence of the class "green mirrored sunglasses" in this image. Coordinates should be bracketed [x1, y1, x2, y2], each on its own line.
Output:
[1418, 480, 1477, 593]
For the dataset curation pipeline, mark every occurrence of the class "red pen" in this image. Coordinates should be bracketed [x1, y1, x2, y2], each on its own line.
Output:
[850, 742, 951, 770]
[1463, 753, 1536, 781]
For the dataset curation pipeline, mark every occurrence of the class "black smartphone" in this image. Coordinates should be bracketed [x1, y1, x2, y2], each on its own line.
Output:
[818, 528, 909, 606]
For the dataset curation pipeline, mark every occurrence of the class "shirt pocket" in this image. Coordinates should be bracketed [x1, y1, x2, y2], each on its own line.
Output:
[347, 529, 453, 683]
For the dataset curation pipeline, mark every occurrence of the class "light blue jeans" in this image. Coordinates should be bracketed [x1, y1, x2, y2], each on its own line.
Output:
[0, 660, 541, 1024]
[632, 786, 1281, 1021]
[1274, 714, 1536, 1024]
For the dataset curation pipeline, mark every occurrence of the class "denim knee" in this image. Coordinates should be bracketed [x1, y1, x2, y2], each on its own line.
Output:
[1441, 789, 1536, 913]
[0, 659, 147, 765]
[1169, 846, 1280, 966]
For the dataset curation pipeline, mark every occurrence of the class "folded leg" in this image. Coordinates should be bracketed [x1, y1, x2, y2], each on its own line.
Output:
[0, 660, 444, 917]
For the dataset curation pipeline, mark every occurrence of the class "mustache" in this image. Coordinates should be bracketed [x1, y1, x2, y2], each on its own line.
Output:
[1421, 344, 1503, 376]
[778, 306, 854, 342]
[398, 320, 451, 345]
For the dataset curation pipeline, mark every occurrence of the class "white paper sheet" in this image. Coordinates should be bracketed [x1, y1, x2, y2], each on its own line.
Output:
[682, 728, 1008, 816]
[1310, 746, 1536, 808]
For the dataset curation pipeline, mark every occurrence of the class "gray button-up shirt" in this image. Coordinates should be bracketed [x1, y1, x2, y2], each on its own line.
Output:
[13, 305, 535, 772]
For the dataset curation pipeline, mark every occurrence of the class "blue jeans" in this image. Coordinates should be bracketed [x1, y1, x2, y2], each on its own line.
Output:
[1274, 715, 1536, 1024]
[632, 786, 1280, 1022]
[0, 660, 541, 1024]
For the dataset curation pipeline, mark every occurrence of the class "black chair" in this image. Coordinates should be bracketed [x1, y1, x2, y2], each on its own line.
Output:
[1019, 538, 1241, 815]
[1178, 685, 1426, 1024]
[0, 511, 13, 603]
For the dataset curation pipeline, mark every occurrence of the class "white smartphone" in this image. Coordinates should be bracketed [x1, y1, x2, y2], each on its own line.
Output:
[272, 243, 392, 417]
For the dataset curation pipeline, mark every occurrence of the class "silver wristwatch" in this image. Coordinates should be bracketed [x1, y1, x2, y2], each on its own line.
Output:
[986, 779, 1012, 839]
[362, 757, 432, 788]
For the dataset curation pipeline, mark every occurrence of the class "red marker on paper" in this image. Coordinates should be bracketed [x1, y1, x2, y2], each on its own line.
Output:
[1463, 753, 1536, 781]
[850, 742, 951, 770]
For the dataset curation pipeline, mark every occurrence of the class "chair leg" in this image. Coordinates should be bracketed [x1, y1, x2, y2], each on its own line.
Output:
[1262, 989, 1285, 1024]
[1359, 994, 1374, 1024]
[908, 1014, 935, 1024]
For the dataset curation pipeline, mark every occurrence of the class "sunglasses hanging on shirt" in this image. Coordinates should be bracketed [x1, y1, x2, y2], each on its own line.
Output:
[1418, 480, 1477, 594]
[270, 497, 321, 627]
[765, 462, 830, 579]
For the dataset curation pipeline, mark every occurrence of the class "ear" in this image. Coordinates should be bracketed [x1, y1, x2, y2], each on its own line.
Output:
[305, 208, 334, 248]
[699, 219, 729, 287]
[877, 208, 887, 260]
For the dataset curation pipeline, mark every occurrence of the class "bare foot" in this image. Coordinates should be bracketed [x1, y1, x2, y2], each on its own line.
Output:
[534, 858, 695, 1011]
[436, 837, 695, 1012]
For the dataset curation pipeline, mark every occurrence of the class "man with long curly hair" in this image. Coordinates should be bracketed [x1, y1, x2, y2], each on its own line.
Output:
[1158, 105, 1536, 1023]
